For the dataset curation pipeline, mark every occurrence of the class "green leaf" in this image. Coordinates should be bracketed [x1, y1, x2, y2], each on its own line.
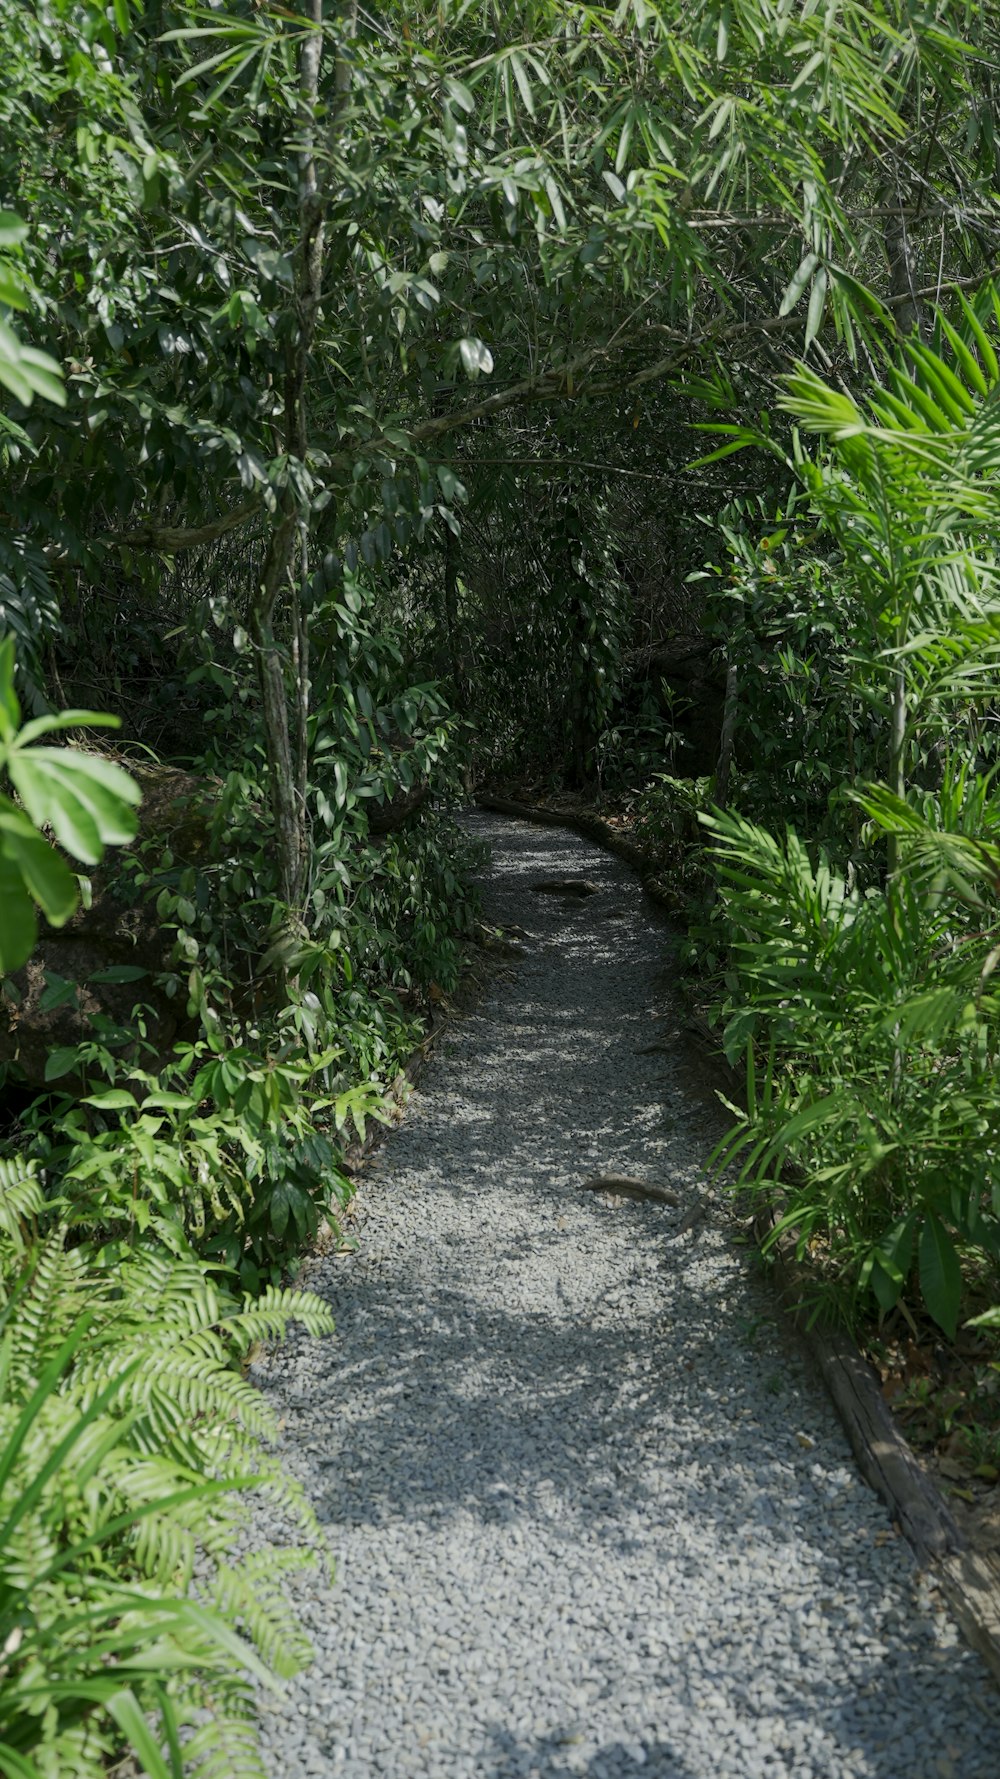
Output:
[0, 1741, 43, 1777]
[870, 1257, 903, 1314]
[0, 212, 28, 249]
[106, 1689, 173, 1779]
[0, 319, 66, 408]
[918, 1212, 962, 1338]
[779, 252, 819, 318]
[458, 337, 494, 379]
[45, 1046, 83, 1082]
[269, 1181, 291, 1239]
[0, 636, 21, 738]
[436, 463, 465, 502]
[37, 971, 79, 1014]
[804, 266, 828, 352]
[16, 710, 122, 745]
[0, 803, 78, 926]
[716, 4, 729, 60]
[0, 850, 36, 972]
[8, 749, 140, 865]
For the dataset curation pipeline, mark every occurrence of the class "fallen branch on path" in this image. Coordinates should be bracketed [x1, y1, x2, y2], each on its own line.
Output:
[581, 1175, 679, 1206]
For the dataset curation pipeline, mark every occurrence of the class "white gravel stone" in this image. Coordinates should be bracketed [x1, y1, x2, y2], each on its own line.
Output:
[249, 814, 1000, 1778]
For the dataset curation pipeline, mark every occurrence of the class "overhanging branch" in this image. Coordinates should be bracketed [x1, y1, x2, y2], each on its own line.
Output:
[106, 499, 263, 553]
[398, 266, 1000, 445]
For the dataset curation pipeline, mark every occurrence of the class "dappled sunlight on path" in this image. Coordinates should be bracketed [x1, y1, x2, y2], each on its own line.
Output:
[252, 814, 1000, 1779]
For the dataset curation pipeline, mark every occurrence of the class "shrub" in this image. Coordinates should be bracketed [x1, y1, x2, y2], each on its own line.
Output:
[0, 1159, 332, 1779]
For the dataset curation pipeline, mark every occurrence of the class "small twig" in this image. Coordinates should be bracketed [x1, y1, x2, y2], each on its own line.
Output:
[674, 1197, 709, 1234]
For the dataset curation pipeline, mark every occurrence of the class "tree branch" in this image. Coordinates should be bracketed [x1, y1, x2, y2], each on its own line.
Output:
[106, 500, 262, 552]
[400, 266, 1000, 446]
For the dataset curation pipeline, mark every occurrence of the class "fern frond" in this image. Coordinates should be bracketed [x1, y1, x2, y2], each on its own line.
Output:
[222, 1285, 335, 1348]
[0, 1153, 43, 1252]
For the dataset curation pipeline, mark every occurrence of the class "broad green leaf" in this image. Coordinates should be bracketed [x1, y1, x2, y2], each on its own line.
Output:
[0, 319, 65, 407]
[0, 850, 36, 972]
[0, 637, 20, 738]
[45, 1046, 83, 1081]
[918, 1212, 962, 1338]
[870, 1257, 903, 1314]
[37, 971, 79, 1013]
[436, 463, 465, 502]
[0, 212, 28, 248]
[458, 337, 493, 379]
[0, 800, 76, 925]
[87, 964, 148, 984]
[16, 710, 122, 745]
[9, 749, 140, 863]
[0, 803, 78, 924]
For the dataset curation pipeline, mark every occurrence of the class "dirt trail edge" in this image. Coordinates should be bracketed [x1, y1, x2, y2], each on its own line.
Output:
[249, 814, 1000, 1779]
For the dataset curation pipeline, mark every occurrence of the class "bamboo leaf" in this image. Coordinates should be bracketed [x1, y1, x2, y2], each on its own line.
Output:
[780, 252, 819, 318]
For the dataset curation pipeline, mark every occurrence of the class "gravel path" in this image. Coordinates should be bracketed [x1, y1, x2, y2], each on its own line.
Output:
[251, 813, 1000, 1779]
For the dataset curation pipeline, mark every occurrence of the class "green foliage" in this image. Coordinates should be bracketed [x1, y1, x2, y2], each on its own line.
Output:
[632, 773, 712, 905]
[0, 640, 140, 971]
[0, 1205, 332, 1779]
[0, 209, 64, 410]
[699, 496, 873, 846]
[705, 803, 1000, 1334]
[4, 0, 1000, 1760]
[700, 308, 1000, 1336]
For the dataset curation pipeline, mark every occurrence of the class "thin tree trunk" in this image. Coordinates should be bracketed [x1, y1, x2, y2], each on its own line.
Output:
[250, 0, 340, 915]
[293, 523, 311, 818]
[252, 512, 304, 908]
[443, 520, 464, 706]
[714, 662, 739, 809]
[883, 172, 923, 341]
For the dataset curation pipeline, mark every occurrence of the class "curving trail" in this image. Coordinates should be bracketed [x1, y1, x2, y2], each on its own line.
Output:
[252, 814, 1000, 1779]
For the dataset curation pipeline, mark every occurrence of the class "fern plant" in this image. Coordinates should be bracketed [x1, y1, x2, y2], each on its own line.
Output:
[0, 1169, 333, 1779]
[700, 292, 1000, 1336]
[705, 800, 1000, 1334]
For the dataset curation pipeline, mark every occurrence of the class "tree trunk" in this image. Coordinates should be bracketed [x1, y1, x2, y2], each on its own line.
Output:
[443, 520, 464, 707]
[251, 0, 356, 917]
[252, 514, 304, 908]
[714, 662, 739, 809]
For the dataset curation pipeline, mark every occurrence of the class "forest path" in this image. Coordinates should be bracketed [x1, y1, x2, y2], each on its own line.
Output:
[252, 813, 1000, 1779]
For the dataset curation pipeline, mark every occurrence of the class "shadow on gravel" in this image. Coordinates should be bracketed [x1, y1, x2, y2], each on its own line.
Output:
[293, 1238, 1000, 1775]
[479, 1726, 701, 1778]
[262, 818, 1000, 1779]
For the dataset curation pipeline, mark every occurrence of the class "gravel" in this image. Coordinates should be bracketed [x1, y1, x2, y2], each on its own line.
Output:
[249, 812, 1000, 1779]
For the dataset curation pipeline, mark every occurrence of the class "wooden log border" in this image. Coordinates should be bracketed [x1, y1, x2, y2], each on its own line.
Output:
[476, 790, 1000, 1687]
